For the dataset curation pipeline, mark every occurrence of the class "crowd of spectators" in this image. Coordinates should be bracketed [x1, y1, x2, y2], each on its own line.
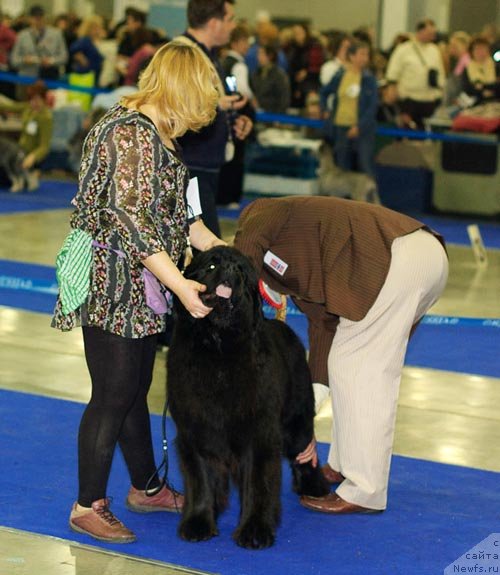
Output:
[0, 4, 498, 187]
[0, 5, 169, 90]
[0, 6, 498, 116]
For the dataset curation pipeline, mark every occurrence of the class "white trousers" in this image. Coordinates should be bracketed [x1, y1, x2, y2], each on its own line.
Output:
[327, 229, 449, 510]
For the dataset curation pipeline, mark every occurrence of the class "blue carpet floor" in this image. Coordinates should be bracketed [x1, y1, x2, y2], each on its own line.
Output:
[0, 389, 498, 575]
[419, 215, 500, 250]
[284, 309, 500, 379]
[0, 181, 77, 213]
[0, 259, 58, 315]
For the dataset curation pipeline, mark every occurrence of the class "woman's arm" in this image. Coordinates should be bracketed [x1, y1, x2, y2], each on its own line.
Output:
[319, 70, 341, 112]
[143, 219, 225, 318]
[28, 112, 53, 164]
[0, 100, 25, 114]
[189, 218, 226, 251]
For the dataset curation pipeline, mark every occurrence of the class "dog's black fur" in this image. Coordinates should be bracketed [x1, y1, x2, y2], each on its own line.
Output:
[167, 246, 330, 549]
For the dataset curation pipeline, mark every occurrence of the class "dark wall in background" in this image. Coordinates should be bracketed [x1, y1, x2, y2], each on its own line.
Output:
[448, 0, 499, 34]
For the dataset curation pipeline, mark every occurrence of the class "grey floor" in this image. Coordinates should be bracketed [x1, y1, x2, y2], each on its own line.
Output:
[0, 207, 499, 575]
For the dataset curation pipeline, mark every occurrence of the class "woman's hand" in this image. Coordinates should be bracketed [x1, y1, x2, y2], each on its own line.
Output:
[73, 51, 90, 68]
[22, 153, 36, 170]
[295, 68, 308, 83]
[295, 437, 318, 467]
[189, 219, 227, 252]
[347, 125, 359, 139]
[143, 250, 211, 319]
[176, 279, 212, 319]
[208, 237, 227, 248]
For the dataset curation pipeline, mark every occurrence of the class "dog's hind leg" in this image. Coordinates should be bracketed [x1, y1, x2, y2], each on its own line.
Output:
[284, 420, 331, 497]
[176, 436, 220, 542]
[284, 415, 330, 498]
[233, 448, 281, 550]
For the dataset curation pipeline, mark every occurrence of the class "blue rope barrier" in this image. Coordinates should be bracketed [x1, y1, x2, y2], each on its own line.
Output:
[255, 111, 499, 146]
[256, 111, 324, 128]
[261, 303, 500, 328]
[0, 269, 499, 329]
[0, 70, 110, 95]
[0, 71, 496, 146]
[376, 125, 498, 145]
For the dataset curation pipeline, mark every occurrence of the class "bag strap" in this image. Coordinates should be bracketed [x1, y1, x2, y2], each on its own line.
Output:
[412, 42, 428, 68]
[92, 240, 125, 258]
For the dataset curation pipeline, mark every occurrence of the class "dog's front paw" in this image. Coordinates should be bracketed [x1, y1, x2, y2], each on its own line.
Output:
[233, 518, 275, 549]
[179, 514, 218, 542]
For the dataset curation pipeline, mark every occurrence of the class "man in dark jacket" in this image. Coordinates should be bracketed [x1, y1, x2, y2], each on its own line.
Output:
[176, 0, 252, 236]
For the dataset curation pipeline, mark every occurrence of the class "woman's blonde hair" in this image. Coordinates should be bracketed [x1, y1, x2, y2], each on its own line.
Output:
[450, 31, 471, 50]
[78, 15, 104, 38]
[122, 41, 219, 139]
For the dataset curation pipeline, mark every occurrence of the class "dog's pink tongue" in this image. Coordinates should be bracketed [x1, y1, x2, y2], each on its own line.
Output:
[215, 284, 232, 299]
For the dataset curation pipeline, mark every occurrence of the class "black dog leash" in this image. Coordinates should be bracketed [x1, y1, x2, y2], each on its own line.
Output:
[145, 395, 182, 512]
[144, 236, 193, 508]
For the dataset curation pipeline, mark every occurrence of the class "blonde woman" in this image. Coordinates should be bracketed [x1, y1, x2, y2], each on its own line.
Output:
[52, 41, 224, 543]
[448, 31, 471, 76]
[444, 31, 470, 105]
[69, 15, 106, 81]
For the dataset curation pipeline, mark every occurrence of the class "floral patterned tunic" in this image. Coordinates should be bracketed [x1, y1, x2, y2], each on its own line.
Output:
[52, 104, 190, 338]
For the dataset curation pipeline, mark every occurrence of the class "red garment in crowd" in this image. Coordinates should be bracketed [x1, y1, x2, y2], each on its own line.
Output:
[0, 23, 16, 68]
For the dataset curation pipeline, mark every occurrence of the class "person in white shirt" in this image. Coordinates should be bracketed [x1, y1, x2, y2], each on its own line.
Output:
[385, 19, 445, 129]
[320, 32, 350, 87]
[221, 23, 255, 103]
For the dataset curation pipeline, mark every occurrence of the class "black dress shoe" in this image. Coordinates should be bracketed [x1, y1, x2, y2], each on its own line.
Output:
[300, 493, 383, 515]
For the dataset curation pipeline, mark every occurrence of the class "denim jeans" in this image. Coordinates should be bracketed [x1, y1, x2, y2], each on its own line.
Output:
[333, 126, 376, 178]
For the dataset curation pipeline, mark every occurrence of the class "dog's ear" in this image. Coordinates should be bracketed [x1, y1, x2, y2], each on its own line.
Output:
[252, 289, 264, 328]
[182, 249, 203, 282]
[241, 253, 264, 328]
[231, 247, 263, 328]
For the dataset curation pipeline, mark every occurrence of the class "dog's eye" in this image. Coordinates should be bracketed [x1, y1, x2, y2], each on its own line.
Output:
[208, 264, 216, 270]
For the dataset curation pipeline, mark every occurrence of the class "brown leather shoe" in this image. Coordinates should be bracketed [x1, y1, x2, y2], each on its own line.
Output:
[300, 493, 383, 514]
[69, 498, 136, 543]
[321, 464, 345, 484]
[126, 483, 184, 513]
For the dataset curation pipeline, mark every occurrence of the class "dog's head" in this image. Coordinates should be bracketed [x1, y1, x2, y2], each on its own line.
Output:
[177, 246, 262, 332]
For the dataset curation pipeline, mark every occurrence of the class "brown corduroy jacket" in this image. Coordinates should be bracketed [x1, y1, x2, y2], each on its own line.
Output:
[234, 196, 445, 386]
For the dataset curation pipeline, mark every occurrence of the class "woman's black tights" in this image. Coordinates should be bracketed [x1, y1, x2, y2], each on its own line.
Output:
[78, 326, 159, 507]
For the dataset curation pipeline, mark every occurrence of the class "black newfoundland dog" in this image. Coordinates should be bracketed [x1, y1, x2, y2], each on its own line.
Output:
[167, 246, 329, 549]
